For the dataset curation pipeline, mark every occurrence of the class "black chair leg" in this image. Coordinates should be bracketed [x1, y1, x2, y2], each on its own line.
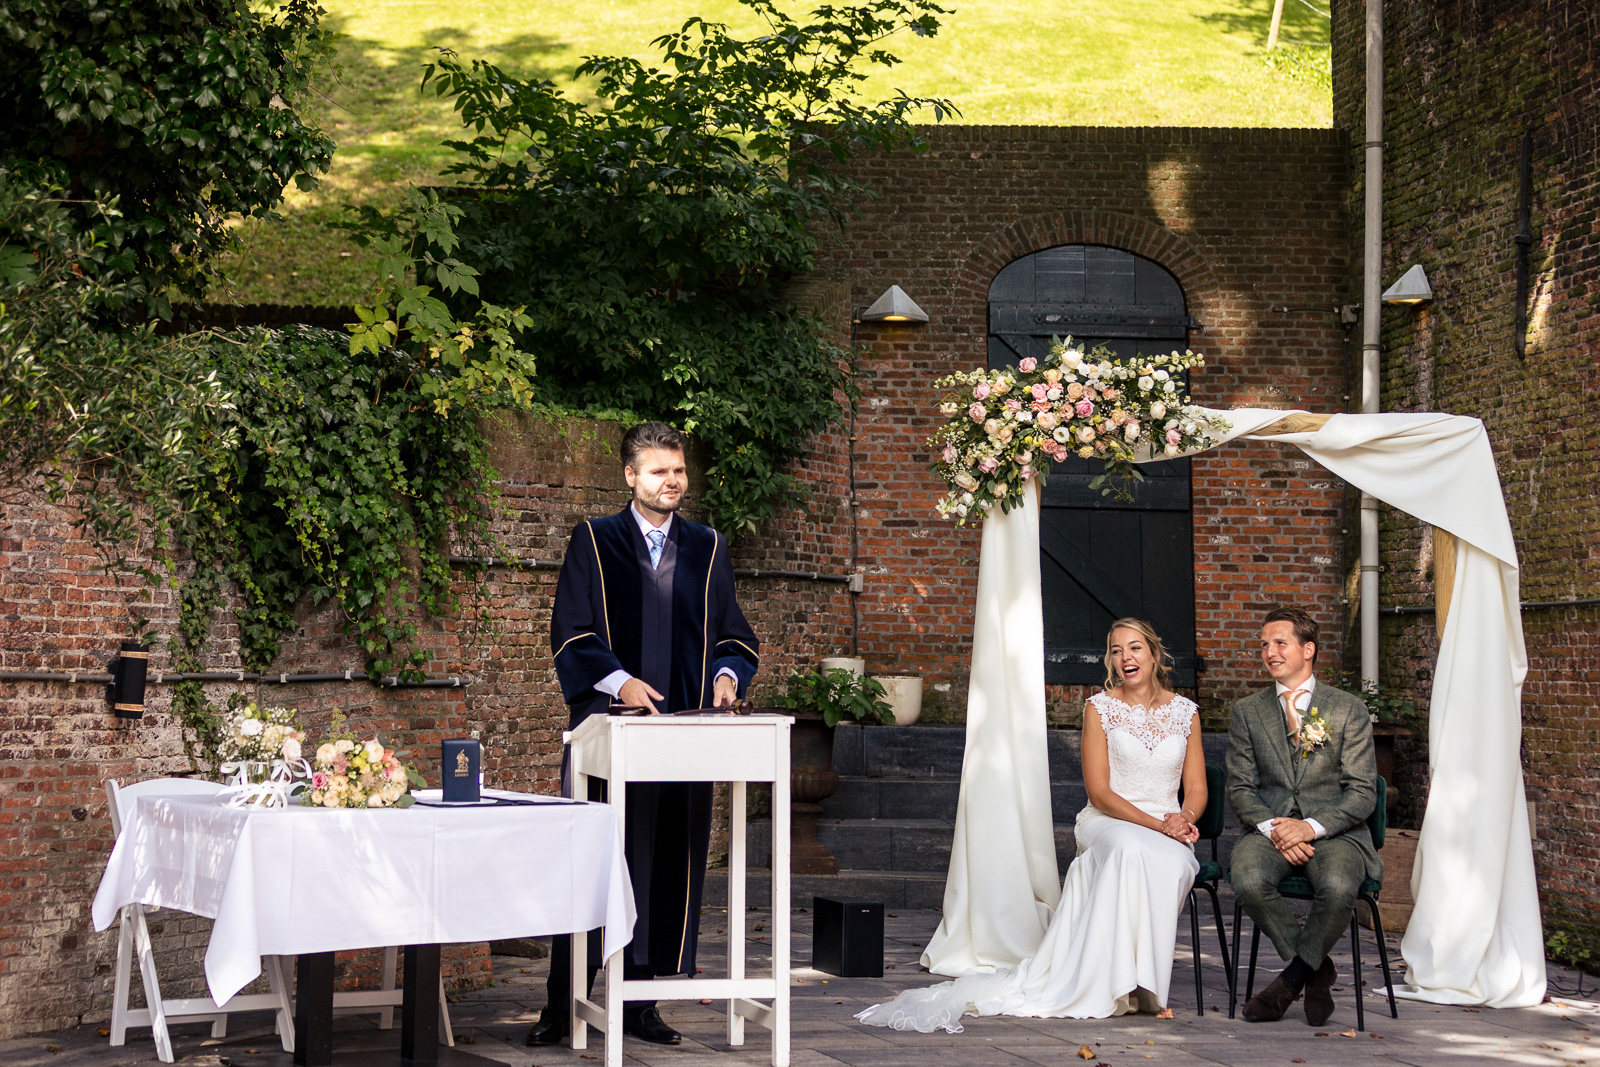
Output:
[1205, 883, 1232, 1004]
[1349, 912, 1365, 1033]
[1188, 888, 1204, 1015]
[1247, 924, 1262, 1002]
[1364, 894, 1399, 1019]
[1229, 900, 1244, 1019]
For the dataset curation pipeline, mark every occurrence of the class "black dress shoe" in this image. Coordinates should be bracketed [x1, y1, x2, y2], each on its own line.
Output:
[1303, 958, 1337, 1027]
[624, 1005, 682, 1045]
[524, 1007, 569, 1046]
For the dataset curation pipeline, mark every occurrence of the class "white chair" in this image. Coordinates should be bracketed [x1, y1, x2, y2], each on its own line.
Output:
[105, 778, 296, 1062]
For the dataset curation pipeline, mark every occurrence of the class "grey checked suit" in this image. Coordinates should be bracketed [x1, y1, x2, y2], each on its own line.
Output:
[1226, 681, 1382, 967]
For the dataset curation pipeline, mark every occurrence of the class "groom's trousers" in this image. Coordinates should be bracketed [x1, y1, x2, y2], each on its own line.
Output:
[1231, 832, 1365, 968]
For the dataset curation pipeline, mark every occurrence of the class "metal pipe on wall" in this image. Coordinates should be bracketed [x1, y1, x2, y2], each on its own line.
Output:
[1359, 0, 1385, 687]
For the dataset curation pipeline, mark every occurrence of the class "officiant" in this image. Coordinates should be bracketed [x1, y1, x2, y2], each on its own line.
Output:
[527, 420, 760, 1049]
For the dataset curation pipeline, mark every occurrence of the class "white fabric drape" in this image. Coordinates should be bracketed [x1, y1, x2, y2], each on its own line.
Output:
[935, 407, 1545, 1006]
[922, 488, 1062, 976]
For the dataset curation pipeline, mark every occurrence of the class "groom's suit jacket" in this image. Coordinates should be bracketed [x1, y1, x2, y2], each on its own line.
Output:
[1225, 682, 1383, 880]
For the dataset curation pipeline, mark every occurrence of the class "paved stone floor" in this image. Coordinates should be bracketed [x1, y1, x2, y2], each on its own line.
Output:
[4, 904, 1596, 1067]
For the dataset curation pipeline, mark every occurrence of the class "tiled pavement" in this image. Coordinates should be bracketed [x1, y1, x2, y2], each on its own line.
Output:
[3, 904, 1595, 1067]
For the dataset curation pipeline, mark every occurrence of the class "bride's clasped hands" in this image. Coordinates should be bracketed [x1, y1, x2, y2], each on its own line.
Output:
[856, 618, 1208, 1031]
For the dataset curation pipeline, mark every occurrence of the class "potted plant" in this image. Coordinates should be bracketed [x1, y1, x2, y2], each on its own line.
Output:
[775, 668, 895, 874]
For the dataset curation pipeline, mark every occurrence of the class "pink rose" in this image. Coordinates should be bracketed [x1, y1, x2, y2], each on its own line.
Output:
[968, 402, 986, 421]
[1031, 382, 1048, 400]
[942, 446, 958, 464]
[973, 383, 991, 400]
[1167, 428, 1182, 445]
[1075, 399, 1094, 418]
[979, 456, 1000, 473]
[1020, 465, 1034, 480]
[1005, 398, 1022, 411]
[1101, 387, 1118, 401]
[312, 772, 329, 789]
[1018, 357, 1038, 372]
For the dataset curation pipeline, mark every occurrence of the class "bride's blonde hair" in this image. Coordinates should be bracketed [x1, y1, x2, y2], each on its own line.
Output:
[1102, 617, 1176, 692]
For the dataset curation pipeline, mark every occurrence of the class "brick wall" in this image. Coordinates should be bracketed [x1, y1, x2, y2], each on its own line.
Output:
[1333, 0, 1600, 953]
[803, 125, 1354, 722]
[0, 414, 850, 1038]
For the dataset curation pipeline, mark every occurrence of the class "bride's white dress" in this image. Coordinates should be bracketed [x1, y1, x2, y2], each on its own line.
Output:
[856, 692, 1201, 1031]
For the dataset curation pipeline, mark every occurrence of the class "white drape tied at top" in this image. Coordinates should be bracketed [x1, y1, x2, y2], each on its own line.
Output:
[926, 408, 1546, 1009]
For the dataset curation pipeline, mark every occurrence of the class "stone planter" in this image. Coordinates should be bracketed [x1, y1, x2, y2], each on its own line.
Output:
[789, 710, 840, 875]
[875, 675, 923, 727]
[819, 656, 865, 677]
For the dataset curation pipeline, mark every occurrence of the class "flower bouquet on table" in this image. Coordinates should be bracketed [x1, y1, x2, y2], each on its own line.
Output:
[306, 713, 424, 809]
[929, 339, 1231, 522]
[216, 701, 310, 807]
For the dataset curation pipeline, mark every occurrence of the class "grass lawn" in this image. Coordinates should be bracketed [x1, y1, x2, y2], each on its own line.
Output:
[211, 0, 1332, 307]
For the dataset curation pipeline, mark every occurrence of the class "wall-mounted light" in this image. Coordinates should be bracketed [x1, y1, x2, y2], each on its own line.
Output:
[1381, 264, 1433, 306]
[106, 641, 149, 719]
[855, 285, 928, 324]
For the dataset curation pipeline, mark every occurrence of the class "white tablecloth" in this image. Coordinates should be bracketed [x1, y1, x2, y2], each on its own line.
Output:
[92, 790, 635, 1004]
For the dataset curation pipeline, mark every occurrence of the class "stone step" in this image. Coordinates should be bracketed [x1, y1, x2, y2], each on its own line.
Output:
[743, 818, 1077, 873]
[820, 776, 1089, 822]
[832, 724, 1231, 780]
[703, 867, 951, 910]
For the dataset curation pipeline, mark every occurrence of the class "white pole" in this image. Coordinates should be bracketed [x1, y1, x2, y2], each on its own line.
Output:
[1268, 0, 1286, 50]
[1360, 0, 1384, 687]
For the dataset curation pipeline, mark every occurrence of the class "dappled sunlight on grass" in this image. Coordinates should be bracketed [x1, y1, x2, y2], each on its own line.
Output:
[210, 0, 1332, 306]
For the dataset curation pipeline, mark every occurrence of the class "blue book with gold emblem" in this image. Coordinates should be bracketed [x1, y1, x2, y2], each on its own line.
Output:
[440, 738, 481, 803]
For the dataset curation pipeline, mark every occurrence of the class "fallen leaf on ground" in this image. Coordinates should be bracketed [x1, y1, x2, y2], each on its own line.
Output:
[1314, 1032, 1329, 1037]
[44, 1048, 58, 1055]
[96, 1029, 109, 1037]
[1077, 1045, 1095, 1059]
[1369, 1033, 1384, 1039]
[459, 1035, 477, 1044]
[520, 968, 531, 974]
[699, 998, 713, 1005]
[1340, 1029, 1358, 1038]
[1156, 1008, 1174, 1019]
[1464, 1007, 1481, 1012]
[886, 964, 896, 970]
[1145, 1040, 1156, 1045]
[1292, 1059, 1306, 1063]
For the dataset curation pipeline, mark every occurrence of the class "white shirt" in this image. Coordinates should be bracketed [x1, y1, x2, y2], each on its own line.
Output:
[1256, 674, 1328, 841]
[594, 504, 737, 703]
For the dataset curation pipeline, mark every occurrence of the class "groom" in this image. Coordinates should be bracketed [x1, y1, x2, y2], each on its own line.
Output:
[1226, 606, 1381, 1026]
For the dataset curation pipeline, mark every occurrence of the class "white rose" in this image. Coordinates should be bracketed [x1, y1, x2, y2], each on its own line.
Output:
[1017, 451, 1033, 464]
[1154, 369, 1170, 381]
[1046, 387, 1061, 400]
[1124, 422, 1141, 441]
[363, 739, 384, 762]
[1165, 442, 1180, 456]
[1062, 349, 1083, 370]
[984, 418, 1002, 437]
[1017, 410, 1033, 422]
[956, 503, 969, 517]
[1096, 361, 1113, 376]
[1150, 401, 1167, 420]
[1053, 427, 1070, 443]
[955, 472, 979, 492]
[282, 738, 302, 762]
[322, 792, 341, 808]
[940, 401, 959, 416]
[992, 481, 1007, 495]
[1037, 411, 1059, 430]
[1078, 426, 1097, 443]
[240, 719, 263, 737]
[1164, 381, 1176, 393]
[335, 739, 354, 754]
[367, 794, 384, 808]
[1138, 375, 1154, 391]
[316, 743, 336, 764]
[961, 491, 974, 504]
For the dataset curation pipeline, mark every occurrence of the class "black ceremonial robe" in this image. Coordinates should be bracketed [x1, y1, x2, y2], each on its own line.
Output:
[549, 506, 759, 987]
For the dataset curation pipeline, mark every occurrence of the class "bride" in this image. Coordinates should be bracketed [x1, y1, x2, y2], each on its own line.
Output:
[857, 618, 1207, 1031]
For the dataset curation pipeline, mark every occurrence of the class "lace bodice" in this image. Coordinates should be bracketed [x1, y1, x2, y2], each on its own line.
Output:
[1088, 692, 1196, 818]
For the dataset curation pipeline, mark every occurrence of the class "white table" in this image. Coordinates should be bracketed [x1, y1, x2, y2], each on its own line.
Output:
[565, 713, 792, 1067]
[93, 789, 635, 1064]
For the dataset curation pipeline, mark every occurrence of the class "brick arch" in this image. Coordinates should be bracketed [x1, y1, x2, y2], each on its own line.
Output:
[955, 211, 1222, 317]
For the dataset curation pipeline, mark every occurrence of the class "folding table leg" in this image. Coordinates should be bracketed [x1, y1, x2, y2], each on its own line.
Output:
[293, 952, 335, 1067]
[265, 955, 296, 1053]
[401, 944, 442, 1066]
[571, 769, 592, 1052]
[380, 945, 399, 1029]
[728, 779, 747, 1048]
[605, 781, 626, 1067]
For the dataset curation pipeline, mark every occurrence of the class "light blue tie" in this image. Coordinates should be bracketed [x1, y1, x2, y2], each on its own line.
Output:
[647, 529, 666, 570]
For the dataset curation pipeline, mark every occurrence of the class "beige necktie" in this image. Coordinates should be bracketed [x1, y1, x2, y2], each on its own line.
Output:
[1282, 688, 1305, 736]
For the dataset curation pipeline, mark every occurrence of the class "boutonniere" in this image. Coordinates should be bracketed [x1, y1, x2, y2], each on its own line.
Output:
[1296, 705, 1329, 758]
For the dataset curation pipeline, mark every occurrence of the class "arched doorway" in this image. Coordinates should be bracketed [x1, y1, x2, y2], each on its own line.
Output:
[987, 244, 1200, 687]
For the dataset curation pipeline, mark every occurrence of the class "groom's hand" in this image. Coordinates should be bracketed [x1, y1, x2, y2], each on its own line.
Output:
[1269, 817, 1317, 849]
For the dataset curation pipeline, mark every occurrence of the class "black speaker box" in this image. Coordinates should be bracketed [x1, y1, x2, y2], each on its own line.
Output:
[812, 896, 884, 977]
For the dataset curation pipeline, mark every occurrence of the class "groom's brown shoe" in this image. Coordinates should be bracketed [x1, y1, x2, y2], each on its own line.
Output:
[1303, 958, 1337, 1026]
[1241, 976, 1301, 1022]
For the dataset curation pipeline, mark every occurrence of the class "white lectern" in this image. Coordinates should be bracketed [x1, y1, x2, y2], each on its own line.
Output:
[564, 713, 792, 1067]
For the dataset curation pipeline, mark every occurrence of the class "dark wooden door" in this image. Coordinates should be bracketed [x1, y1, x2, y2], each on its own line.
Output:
[987, 245, 1199, 687]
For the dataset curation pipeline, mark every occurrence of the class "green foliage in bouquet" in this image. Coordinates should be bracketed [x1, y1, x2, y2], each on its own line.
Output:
[779, 668, 895, 728]
[355, 0, 957, 536]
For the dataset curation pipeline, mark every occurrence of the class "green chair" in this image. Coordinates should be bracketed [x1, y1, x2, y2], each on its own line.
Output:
[1180, 763, 1232, 1015]
[1227, 776, 1399, 1032]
